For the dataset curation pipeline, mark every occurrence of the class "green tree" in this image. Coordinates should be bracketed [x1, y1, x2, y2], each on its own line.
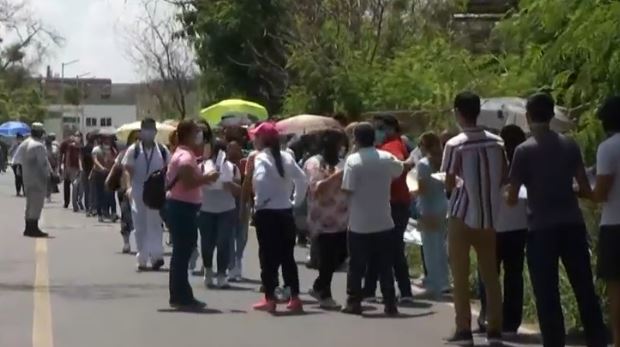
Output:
[0, 0, 61, 124]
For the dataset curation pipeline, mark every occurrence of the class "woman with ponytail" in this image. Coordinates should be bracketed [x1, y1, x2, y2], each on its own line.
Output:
[248, 122, 308, 313]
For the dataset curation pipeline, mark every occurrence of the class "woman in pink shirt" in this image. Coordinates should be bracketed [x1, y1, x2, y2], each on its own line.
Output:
[166, 120, 219, 310]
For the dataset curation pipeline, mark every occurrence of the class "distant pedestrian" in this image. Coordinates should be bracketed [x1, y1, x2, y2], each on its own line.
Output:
[9, 133, 25, 196]
[341, 122, 403, 316]
[226, 140, 247, 282]
[505, 92, 607, 347]
[60, 132, 82, 211]
[442, 92, 505, 345]
[92, 135, 118, 222]
[20, 123, 50, 238]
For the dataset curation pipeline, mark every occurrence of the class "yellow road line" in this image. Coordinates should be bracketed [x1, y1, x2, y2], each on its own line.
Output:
[33, 238, 53, 347]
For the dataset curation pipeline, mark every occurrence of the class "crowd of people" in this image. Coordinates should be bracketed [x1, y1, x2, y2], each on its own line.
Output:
[5, 90, 620, 347]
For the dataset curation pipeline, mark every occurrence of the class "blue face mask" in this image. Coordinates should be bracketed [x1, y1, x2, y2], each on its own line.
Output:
[140, 129, 156, 143]
[375, 130, 386, 145]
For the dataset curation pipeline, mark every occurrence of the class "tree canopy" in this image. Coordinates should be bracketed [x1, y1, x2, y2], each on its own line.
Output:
[174, 0, 618, 162]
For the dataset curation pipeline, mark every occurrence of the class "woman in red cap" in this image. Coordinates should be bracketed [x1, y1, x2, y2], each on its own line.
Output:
[246, 122, 308, 312]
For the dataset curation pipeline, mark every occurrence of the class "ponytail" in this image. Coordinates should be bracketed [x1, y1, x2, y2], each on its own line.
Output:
[267, 138, 285, 178]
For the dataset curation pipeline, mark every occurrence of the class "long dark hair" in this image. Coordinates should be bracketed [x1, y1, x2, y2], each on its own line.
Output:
[320, 129, 345, 167]
[263, 135, 284, 178]
[209, 138, 227, 160]
[500, 125, 526, 168]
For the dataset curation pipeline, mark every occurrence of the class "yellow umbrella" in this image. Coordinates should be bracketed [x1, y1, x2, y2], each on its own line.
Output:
[116, 121, 176, 145]
[200, 99, 268, 126]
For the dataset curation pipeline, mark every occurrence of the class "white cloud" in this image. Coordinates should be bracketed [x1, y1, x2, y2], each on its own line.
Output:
[30, 0, 163, 83]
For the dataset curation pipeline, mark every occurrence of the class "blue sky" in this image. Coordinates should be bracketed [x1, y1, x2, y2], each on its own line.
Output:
[31, 0, 172, 83]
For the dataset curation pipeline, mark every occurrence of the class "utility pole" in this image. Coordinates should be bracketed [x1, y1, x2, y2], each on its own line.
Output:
[75, 72, 91, 133]
[60, 59, 79, 138]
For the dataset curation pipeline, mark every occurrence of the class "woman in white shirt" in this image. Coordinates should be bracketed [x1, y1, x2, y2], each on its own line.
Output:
[592, 96, 620, 347]
[248, 122, 308, 313]
[197, 140, 241, 289]
[478, 125, 528, 334]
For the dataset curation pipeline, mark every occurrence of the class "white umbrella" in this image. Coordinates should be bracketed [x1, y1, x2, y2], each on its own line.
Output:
[478, 97, 573, 133]
[115, 121, 176, 145]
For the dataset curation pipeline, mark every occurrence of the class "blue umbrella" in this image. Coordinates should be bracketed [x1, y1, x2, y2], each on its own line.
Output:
[0, 121, 30, 137]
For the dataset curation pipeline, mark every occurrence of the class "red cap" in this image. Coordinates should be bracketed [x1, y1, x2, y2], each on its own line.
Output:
[248, 122, 279, 140]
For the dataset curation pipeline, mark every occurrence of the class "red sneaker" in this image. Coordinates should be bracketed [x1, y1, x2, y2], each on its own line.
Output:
[286, 297, 303, 312]
[252, 297, 276, 312]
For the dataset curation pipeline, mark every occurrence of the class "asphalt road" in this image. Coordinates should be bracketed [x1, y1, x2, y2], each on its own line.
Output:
[0, 172, 560, 347]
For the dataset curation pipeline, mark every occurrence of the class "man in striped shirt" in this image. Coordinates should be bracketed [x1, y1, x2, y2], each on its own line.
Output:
[442, 92, 505, 345]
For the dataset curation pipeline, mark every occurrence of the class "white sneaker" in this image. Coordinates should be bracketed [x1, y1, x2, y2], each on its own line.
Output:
[319, 298, 341, 310]
[228, 263, 242, 282]
[204, 268, 215, 288]
[216, 274, 230, 289]
[399, 296, 416, 304]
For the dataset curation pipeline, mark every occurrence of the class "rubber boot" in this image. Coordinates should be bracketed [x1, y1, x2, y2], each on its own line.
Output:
[23, 219, 48, 238]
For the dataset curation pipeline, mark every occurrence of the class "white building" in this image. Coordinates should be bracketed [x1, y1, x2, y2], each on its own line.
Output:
[42, 80, 139, 138]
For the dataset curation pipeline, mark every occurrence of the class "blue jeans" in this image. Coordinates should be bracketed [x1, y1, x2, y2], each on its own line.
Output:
[420, 220, 450, 297]
[229, 206, 248, 271]
[167, 199, 200, 305]
[94, 171, 116, 217]
[197, 210, 235, 275]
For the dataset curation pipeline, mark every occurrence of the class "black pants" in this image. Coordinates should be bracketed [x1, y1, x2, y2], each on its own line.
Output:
[478, 229, 527, 332]
[348, 230, 396, 306]
[528, 224, 607, 347]
[313, 231, 348, 299]
[167, 199, 200, 305]
[11, 164, 23, 195]
[255, 209, 300, 300]
[63, 177, 71, 208]
[364, 203, 412, 298]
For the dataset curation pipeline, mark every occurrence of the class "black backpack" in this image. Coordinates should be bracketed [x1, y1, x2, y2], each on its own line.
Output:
[138, 143, 170, 210]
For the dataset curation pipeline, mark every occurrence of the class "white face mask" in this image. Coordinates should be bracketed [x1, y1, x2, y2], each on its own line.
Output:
[194, 131, 204, 146]
[141, 129, 156, 143]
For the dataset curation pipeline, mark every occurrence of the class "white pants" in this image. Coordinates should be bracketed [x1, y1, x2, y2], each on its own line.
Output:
[131, 193, 164, 265]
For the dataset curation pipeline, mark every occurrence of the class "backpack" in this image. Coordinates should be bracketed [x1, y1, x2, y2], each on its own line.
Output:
[138, 143, 171, 210]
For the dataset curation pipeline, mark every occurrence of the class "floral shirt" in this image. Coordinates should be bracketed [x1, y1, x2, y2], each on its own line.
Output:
[304, 155, 349, 234]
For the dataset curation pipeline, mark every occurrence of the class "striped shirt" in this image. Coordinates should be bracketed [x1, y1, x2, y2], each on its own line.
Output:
[441, 128, 506, 230]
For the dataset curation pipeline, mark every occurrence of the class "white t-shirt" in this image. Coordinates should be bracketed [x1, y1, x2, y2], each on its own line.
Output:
[122, 142, 170, 194]
[596, 133, 620, 226]
[342, 147, 404, 234]
[252, 149, 308, 210]
[200, 160, 240, 213]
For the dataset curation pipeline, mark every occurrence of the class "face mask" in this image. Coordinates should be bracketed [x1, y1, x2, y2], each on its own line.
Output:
[141, 129, 156, 143]
[375, 130, 386, 145]
[194, 131, 204, 146]
[103, 144, 111, 150]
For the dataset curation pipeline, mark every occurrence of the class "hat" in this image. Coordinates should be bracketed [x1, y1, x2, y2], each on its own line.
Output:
[248, 122, 278, 140]
[31, 122, 44, 131]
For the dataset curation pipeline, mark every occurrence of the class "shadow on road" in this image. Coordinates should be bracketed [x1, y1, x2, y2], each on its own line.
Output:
[270, 310, 325, 317]
[157, 308, 223, 314]
[362, 311, 435, 319]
